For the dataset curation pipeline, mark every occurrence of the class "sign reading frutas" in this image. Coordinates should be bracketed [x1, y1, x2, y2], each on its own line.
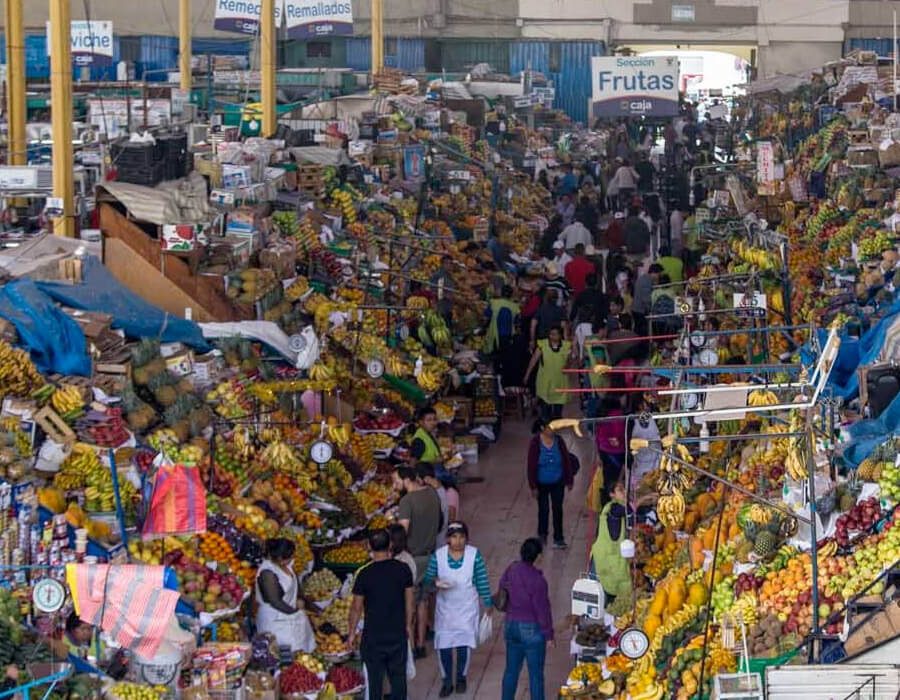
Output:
[285, 0, 353, 38]
[591, 56, 679, 118]
[46, 21, 113, 66]
[214, 0, 284, 35]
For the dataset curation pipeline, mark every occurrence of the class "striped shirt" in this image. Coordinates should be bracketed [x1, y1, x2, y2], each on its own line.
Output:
[422, 548, 493, 607]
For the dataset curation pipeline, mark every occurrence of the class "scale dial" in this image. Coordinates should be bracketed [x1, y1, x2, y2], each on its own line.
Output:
[309, 440, 334, 465]
[680, 392, 700, 410]
[366, 358, 385, 379]
[620, 628, 650, 659]
[32, 578, 66, 614]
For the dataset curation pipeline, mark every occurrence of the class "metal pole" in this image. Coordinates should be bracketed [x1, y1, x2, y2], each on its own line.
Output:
[895, 9, 898, 113]
[371, 0, 384, 76]
[260, 0, 277, 137]
[49, 0, 75, 236]
[179, 0, 192, 93]
[5, 0, 26, 166]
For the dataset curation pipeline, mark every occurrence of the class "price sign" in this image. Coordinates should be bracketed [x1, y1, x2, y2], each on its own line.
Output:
[733, 292, 767, 318]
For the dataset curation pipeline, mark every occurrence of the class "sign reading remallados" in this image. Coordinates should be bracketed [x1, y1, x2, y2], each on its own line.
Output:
[214, 0, 284, 35]
[591, 56, 679, 118]
[214, 0, 352, 37]
[45, 21, 113, 66]
[286, 0, 353, 38]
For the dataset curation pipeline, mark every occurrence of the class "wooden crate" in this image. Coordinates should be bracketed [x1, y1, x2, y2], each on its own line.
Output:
[34, 406, 75, 445]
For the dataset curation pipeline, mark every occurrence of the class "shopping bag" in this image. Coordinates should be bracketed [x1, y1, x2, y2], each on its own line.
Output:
[142, 462, 207, 537]
[406, 641, 416, 680]
[477, 612, 493, 646]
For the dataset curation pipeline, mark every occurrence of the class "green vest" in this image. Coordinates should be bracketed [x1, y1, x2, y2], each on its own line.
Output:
[590, 501, 632, 598]
[413, 427, 442, 464]
[485, 298, 520, 353]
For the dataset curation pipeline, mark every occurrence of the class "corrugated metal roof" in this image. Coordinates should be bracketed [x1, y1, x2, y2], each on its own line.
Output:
[846, 38, 897, 57]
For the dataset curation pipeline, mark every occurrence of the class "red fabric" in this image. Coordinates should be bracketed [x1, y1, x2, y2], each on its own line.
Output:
[143, 463, 207, 537]
[595, 408, 626, 455]
[617, 358, 638, 388]
[564, 256, 596, 296]
[522, 292, 542, 319]
[527, 434, 574, 489]
[606, 221, 624, 250]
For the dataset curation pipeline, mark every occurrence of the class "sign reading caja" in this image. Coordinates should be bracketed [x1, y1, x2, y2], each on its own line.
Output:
[46, 21, 113, 66]
[214, 0, 285, 35]
[590, 56, 680, 118]
[285, 0, 353, 38]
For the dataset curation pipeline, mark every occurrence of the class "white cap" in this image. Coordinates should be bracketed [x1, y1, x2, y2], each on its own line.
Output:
[553, 240, 565, 249]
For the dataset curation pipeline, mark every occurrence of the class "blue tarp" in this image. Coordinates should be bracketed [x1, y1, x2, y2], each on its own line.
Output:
[841, 390, 900, 467]
[802, 296, 900, 400]
[36, 256, 210, 351]
[0, 280, 92, 376]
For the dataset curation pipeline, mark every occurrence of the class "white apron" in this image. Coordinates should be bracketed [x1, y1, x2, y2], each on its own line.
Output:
[255, 560, 315, 652]
[434, 545, 480, 650]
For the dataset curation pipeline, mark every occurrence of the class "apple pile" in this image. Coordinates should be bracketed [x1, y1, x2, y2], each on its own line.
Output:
[353, 411, 404, 432]
[165, 550, 247, 612]
[835, 497, 883, 547]
[734, 572, 765, 596]
[280, 663, 322, 695]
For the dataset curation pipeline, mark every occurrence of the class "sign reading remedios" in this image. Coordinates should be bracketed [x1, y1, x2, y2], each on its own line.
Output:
[285, 0, 353, 38]
[591, 56, 680, 118]
[214, 0, 284, 35]
[46, 21, 113, 66]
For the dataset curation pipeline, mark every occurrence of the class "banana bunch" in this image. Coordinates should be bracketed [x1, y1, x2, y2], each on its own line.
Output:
[728, 592, 759, 626]
[386, 354, 411, 377]
[330, 189, 356, 224]
[748, 389, 779, 407]
[407, 296, 430, 310]
[732, 240, 778, 272]
[30, 383, 55, 404]
[261, 441, 302, 474]
[785, 411, 809, 481]
[51, 385, 84, 419]
[817, 539, 838, 559]
[416, 366, 444, 393]
[656, 442, 694, 493]
[308, 362, 335, 382]
[650, 602, 700, 653]
[0, 340, 44, 397]
[657, 490, 686, 529]
[326, 423, 351, 447]
[285, 276, 310, 302]
[233, 429, 257, 462]
[747, 504, 774, 525]
[54, 443, 103, 490]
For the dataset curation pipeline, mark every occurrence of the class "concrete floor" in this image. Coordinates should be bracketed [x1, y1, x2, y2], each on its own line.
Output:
[408, 414, 596, 699]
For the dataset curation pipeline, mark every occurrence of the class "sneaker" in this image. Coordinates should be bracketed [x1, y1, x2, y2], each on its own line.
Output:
[413, 646, 427, 660]
[455, 679, 467, 694]
[439, 683, 453, 698]
[553, 539, 568, 549]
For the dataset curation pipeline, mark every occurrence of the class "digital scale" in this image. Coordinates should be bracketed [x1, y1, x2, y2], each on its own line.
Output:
[570, 578, 605, 620]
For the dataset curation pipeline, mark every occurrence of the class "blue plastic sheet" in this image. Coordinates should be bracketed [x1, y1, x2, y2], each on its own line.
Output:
[0, 280, 91, 376]
[840, 390, 900, 467]
[36, 256, 210, 351]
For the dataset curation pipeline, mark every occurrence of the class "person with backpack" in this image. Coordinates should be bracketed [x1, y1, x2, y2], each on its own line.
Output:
[527, 419, 575, 549]
[485, 285, 521, 379]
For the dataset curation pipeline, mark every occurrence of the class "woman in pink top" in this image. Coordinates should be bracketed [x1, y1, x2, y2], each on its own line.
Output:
[594, 395, 626, 506]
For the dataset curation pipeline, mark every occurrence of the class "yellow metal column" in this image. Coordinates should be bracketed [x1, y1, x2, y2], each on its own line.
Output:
[371, 0, 383, 76]
[5, 0, 26, 166]
[179, 0, 191, 92]
[260, 0, 276, 137]
[49, 0, 74, 236]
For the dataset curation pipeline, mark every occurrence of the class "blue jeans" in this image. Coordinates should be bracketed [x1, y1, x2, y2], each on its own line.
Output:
[502, 620, 546, 700]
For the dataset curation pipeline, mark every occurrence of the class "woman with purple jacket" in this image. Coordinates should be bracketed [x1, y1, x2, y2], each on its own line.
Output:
[499, 538, 553, 700]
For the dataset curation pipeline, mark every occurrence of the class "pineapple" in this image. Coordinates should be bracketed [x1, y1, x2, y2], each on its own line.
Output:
[754, 531, 777, 558]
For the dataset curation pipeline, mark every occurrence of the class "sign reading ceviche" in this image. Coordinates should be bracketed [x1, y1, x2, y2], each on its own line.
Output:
[590, 56, 680, 118]
[285, 0, 354, 38]
[214, 0, 284, 35]
[46, 21, 114, 66]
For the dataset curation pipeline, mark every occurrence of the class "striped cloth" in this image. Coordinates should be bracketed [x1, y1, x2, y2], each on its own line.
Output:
[65, 564, 180, 658]
[422, 548, 493, 607]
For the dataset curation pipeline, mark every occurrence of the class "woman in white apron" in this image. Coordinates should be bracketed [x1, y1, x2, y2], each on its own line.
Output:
[422, 522, 493, 697]
[255, 538, 315, 653]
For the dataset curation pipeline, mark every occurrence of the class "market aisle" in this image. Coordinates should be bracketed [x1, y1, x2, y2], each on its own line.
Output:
[409, 415, 594, 699]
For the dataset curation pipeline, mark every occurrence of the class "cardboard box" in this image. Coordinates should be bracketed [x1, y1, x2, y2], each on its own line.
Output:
[161, 223, 206, 252]
[165, 350, 194, 377]
[844, 609, 897, 656]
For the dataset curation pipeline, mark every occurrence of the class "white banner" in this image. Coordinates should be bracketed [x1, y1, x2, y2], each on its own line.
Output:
[757, 141, 775, 183]
[285, 0, 353, 38]
[214, 0, 284, 35]
[46, 21, 114, 66]
[590, 56, 679, 118]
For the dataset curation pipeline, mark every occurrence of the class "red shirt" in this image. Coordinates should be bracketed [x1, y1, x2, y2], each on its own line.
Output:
[564, 256, 596, 296]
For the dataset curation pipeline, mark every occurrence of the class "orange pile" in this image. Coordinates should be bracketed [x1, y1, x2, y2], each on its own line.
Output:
[198, 532, 255, 586]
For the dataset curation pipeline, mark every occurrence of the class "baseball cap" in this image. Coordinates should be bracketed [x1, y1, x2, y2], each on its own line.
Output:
[553, 240, 565, 249]
[446, 522, 468, 537]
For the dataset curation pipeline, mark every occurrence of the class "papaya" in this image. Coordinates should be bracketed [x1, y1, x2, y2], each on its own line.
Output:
[644, 614, 662, 638]
[649, 589, 667, 616]
[689, 537, 705, 569]
[688, 581, 707, 606]
[667, 585, 685, 614]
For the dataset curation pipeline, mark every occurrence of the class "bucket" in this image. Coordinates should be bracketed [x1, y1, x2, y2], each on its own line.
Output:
[130, 642, 182, 688]
[620, 539, 636, 559]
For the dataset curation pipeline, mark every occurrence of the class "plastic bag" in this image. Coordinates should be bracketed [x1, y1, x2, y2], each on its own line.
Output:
[477, 612, 493, 646]
[406, 641, 416, 680]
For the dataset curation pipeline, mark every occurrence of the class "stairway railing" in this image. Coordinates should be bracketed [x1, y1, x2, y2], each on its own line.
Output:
[839, 673, 877, 700]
